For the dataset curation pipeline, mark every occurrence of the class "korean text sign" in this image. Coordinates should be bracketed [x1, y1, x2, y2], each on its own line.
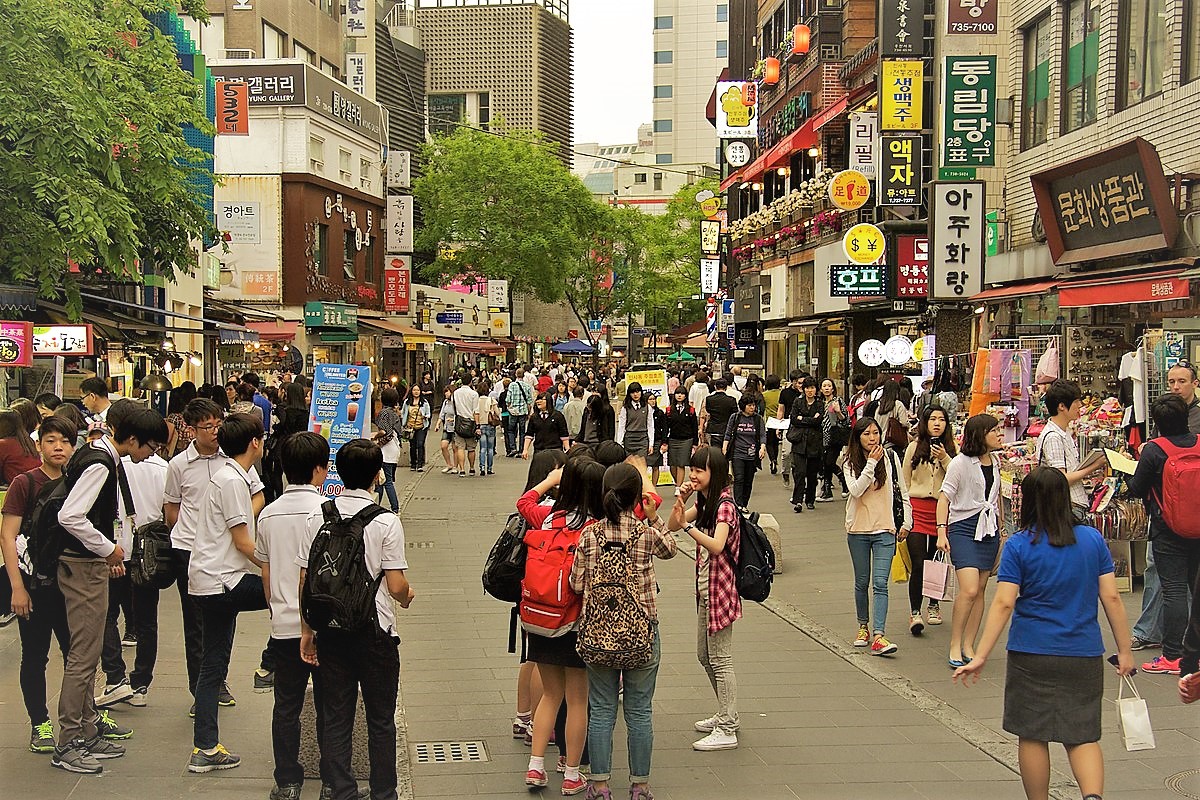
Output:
[33, 324, 94, 356]
[881, 60, 923, 131]
[308, 364, 373, 497]
[384, 255, 411, 313]
[216, 81, 249, 135]
[715, 81, 758, 139]
[941, 56, 996, 168]
[386, 196, 414, 252]
[879, 0, 924, 57]
[930, 181, 986, 299]
[947, 0, 998, 34]
[849, 112, 878, 178]
[895, 235, 930, 298]
[879, 134, 923, 206]
[0, 322, 33, 367]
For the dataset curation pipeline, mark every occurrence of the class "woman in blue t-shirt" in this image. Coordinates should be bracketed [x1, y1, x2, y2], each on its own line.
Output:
[953, 467, 1135, 800]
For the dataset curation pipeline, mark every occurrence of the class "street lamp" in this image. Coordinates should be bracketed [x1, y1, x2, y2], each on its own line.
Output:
[676, 302, 684, 356]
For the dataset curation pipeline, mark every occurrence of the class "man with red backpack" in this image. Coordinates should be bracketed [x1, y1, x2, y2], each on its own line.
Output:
[1128, 393, 1200, 676]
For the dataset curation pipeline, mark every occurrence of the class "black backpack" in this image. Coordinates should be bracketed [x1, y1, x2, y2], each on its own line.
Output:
[482, 512, 529, 604]
[300, 500, 389, 632]
[21, 473, 69, 589]
[129, 520, 176, 590]
[726, 501, 775, 602]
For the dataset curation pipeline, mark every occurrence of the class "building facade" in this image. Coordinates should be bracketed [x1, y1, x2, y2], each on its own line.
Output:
[651, 0, 729, 167]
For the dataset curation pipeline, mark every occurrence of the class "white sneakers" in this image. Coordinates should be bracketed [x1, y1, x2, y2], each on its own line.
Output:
[95, 680, 134, 708]
[693, 715, 719, 733]
[692, 727, 738, 751]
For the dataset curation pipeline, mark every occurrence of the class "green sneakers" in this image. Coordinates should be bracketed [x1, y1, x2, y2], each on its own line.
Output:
[98, 710, 133, 740]
[30, 720, 55, 753]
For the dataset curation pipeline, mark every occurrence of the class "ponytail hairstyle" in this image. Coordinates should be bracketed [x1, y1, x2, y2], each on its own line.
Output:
[552, 457, 607, 525]
[690, 446, 730, 533]
[602, 462, 644, 523]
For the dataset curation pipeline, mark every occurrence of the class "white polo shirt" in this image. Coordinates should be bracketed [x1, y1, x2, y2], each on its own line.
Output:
[115, 453, 168, 559]
[296, 489, 408, 636]
[188, 460, 256, 596]
[255, 484, 324, 639]
[165, 442, 263, 551]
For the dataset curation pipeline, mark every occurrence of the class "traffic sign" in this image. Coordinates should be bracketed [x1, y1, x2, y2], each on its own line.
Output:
[587, 319, 603, 332]
[842, 223, 886, 265]
[828, 170, 872, 211]
[434, 311, 464, 325]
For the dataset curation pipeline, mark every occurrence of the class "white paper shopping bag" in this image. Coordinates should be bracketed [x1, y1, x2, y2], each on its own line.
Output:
[1117, 676, 1156, 751]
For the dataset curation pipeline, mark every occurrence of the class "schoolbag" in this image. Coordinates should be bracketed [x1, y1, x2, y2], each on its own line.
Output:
[724, 500, 775, 602]
[21, 473, 68, 589]
[1152, 437, 1200, 539]
[482, 512, 529, 603]
[519, 514, 586, 637]
[575, 522, 654, 670]
[129, 520, 176, 590]
[300, 500, 389, 631]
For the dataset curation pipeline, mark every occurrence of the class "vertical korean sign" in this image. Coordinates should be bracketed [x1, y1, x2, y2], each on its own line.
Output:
[849, 112, 878, 178]
[344, 0, 367, 37]
[879, 0, 924, 58]
[386, 196, 413, 252]
[941, 56, 996, 168]
[880, 60, 924, 131]
[930, 182, 986, 299]
[345, 53, 367, 97]
[879, 133, 923, 205]
[215, 81, 249, 135]
[309, 364, 373, 497]
[383, 255, 411, 313]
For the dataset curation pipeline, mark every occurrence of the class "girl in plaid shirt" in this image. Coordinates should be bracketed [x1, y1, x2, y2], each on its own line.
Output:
[669, 446, 742, 752]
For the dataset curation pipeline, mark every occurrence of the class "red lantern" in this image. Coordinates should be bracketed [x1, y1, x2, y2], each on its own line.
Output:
[763, 57, 780, 85]
[792, 25, 811, 57]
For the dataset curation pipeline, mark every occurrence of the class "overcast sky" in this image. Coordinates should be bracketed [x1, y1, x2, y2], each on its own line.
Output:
[571, 0, 652, 145]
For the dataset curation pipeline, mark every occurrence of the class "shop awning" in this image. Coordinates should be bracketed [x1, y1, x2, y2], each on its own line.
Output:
[449, 340, 505, 355]
[1057, 267, 1192, 308]
[813, 95, 850, 130]
[719, 117, 820, 192]
[246, 321, 299, 341]
[358, 317, 436, 343]
[970, 280, 1060, 302]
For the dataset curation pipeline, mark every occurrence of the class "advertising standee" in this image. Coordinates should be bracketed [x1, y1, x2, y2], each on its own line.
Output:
[309, 364, 373, 496]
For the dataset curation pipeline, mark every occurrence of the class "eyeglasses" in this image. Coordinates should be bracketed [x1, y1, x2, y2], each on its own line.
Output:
[195, 423, 220, 432]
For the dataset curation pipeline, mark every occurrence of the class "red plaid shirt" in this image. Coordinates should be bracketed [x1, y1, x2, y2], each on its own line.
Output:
[699, 489, 742, 634]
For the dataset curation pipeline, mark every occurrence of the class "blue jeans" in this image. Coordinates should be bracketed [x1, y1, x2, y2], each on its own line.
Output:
[409, 427, 427, 469]
[478, 424, 496, 472]
[376, 463, 398, 511]
[847, 532, 895, 635]
[586, 627, 660, 784]
[1132, 544, 1163, 643]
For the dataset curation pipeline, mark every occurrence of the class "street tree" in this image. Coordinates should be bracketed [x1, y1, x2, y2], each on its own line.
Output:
[0, 0, 217, 316]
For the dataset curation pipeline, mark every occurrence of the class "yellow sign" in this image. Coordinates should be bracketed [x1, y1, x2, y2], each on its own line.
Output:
[828, 170, 872, 210]
[700, 197, 722, 216]
[624, 367, 668, 401]
[842, 223, 886, 265]
[911, 336, 927, 363]
[880, 60, 923, 131]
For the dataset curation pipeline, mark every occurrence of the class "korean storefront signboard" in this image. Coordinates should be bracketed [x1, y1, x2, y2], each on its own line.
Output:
[345, 52, 367, 97]
[831, 264, 888, 296]
[487, 279, 509, 310]
[386, 150, 411, 189]
[344, 0, 368, 37]
[715, 81, 758, 140]
[216, 201, 261, 243]
[304, 301, 358, 330]
[0, 322, 33, 367]
[880, 60, 924, 131]
[895, 235, 930, 298]
[880, 0, 924, 57]
[930, 181, 986, 298]
[879, 133, 923, 206]
[842, 223, 887, 265]
[849, 111, 878, 178]
[700, 259, 721, 294]
[941, 56, 996, 168]
[700, 219, 721, 255]
[33, 325, 94, 356]
[947, 0, 998, 34]
[1030, 137, 1179, 264]
[215, 81, 249, 135]
[308, 364, 373, 496]
[386, 195, 414, 252]
[384, 255, 411, 313]
[828, 170, 872, 211]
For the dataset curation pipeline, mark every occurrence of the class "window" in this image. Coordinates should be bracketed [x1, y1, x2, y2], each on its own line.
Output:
[634, 172, 647, 184]
[656, 153, 673, 164]
[320, 59, 338, 78]
[478, 92, 491, 129]
[1021, 16, 1052, 149]
[262, 22, 286, 59]
[654, 84, 673, 98]
[1118, 0, 1167, 108]
[653, 119, 672, 132]
[315, 224, 329, 275]
[1063, 0, 1099, 132]
[429, 93, 466, 136]
[716, 40, 728, 58]
[360, 157, 373, 191]
[653, 50, 673, 64]
[653, 15, 673, 29]
[716, 4, 728, 22]
[294, 42, 315, 65]
[319, 0, 334, 14]
[339, 149, 352, 183]
[343, 230, 357, 280]
[309, 135, 325, 173]
[1188, 0, 1200, 83]
[653, 173, 663, 191]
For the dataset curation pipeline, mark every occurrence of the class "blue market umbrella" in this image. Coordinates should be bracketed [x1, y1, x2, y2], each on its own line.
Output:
[550, 338, 596, 354]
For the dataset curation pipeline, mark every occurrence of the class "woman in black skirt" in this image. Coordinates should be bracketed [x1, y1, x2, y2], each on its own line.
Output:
[953, 467, 1134, 800]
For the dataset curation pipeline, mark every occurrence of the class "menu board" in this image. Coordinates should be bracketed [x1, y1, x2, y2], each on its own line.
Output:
[309, 364, 373, 497]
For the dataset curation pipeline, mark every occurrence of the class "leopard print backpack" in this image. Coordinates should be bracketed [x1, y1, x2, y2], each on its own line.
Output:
[575, 522, 654, 670]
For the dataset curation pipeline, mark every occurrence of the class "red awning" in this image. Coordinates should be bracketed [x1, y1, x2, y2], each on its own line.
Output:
[246, 321, 298, 341]
[813, 95, 849, 130]
[970, 280, 1060, 302]
[719, 116, 820, 192]
[1058, 270, 1189, 308]
[450, 340, 506, 355]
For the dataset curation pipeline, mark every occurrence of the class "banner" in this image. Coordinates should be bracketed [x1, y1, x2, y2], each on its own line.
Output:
[879, 133, 923, 206]
[849, 112, 878, 178]
[941, 56, 997, 168]
[386, 195, 414, 252]
[309, 364, 373, 497]
[880, 60, 923, 131]
[895, 235, 930, 298]
[345, 52, 367, 97]
[700, 258, 720, 294]
[384, 255, 411, 313]
[625, 367, 668, 401]
[0, 321, 33, 367]
[386, 150, 411, 189]
[216, 81, 249, 135]
[344, 0, 367, 37]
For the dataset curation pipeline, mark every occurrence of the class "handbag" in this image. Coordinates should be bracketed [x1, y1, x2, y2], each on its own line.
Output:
[454, 414, 477, 439]
[922, 551, 953, 601]
[885, 415, 909, 449]
[1117, 675, 1156, 751]
[888, 452, 906, 533]
[890, 544, 911, 583]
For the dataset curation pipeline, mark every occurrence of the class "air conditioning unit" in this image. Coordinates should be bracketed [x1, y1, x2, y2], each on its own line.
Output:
[820, 44, 841, 60]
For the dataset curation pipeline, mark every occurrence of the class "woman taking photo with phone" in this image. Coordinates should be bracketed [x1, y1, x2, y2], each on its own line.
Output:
[953, 467, 1134, 800]
[902, 405, 956, 633]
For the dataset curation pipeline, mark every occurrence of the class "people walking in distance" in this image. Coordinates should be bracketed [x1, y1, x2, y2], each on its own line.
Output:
[401, 385, 431, 473]
[760, 375, 781, 475]
[953, 467, 1134, 800]
[663, 388, 699, 489]
[817, 378, 850, 501]
[563, 386, 587, 445]
[616, 382, 655, 460]
[776, 371, 803, 487]
[372, 387, 403, 512]
[435, 387, 455, 473]
[579, 385, 616, 447]
[843, 417, 910, 656]
[452, 378, 481, 476]
[647, 393, 668, 486]
[524, 393, 571, 457]
[506, 371, 536, 455]
[787, 377, 824, 512]
[902, 405, 956, 633]
[723, 396, 766, 511]
[700, 378, 738, 452]
[475, 379, 499, 476]
[937, 414, 1004, 668]
[687, 371, 711, 418]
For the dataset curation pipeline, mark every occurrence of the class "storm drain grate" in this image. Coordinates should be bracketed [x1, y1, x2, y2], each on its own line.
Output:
[1167, 769, 1200, 799]
[406, 541, 436, 549]
[413, 741, 488, 764]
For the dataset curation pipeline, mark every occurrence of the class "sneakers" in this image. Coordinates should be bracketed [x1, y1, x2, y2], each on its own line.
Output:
[189, 703, 196, 718]
[218, 682, 237, 706]
[254, 668, 274, 693]
[526, 768, 549, 787]
[124, 687, 148, 707]
[83, 735, 126, 759]
[816, 493, 834, 503]
[693, 714, 720, 733]
[269, 785, 303, 800]
[98, 710, 133, 739]
[556, 755, 568, 773]
[927, 605, 943, 625]
[319, 786, 370, 800]
[792, 504, 804, 514]
[562, 775, 587, 795]
[853, 624, 870, 647]
[1142, 655, 1182, 675]
[692, 727, 738, 751]
[909, 613, 925, 636]
[30, 720, 55, 753]
[96, 679, 134, 708]
[782, 473, 790, 487]
[1130, 637, 1160, 651]
[870, 635, 898, 656]
[121, 631, 137, 647]
[188, 743, 242, 773]
[841, 490, 850, 499]
[52, 740, 102, 774]
[512, 716, 532, 739]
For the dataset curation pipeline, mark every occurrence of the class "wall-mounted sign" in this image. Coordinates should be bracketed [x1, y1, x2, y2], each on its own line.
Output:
[941, 56, 996, 168]
[241, 271, 279, 298]
[0, 322, 33, 367]
[1030, 137, 1179, 264]
[324, 193, 373, 251]
[842, 223, 886, 265]
[831, 264, 887, 296]
[33, 324, 94, 356]
[386, 195, 414, 252]
[724, 141, 752, 167]
[700, 258, 721, 294]
[700, 219, 721, 255]
[436, 310, 465, 325]
[881, 60, 924, 131]
[216, 201, 261, 243]
[879, 133, 923, 206]
[344, 0, 368, 37]
[895, 235, 930, 298]
[828, 170, 872, 211]
[345, 52, 367, 97]
[386, 150, 411, 188]
[384, 255, 411, 313]
[849, 112, 878, 178]
[304, 301, 358, 330]
[858, 339, 886, 367]
[490, 312, 511, 336]
[715, 81, 758, 139]
[885, 335, 914, 365]
[947, 0, 998, 34]
[487, 279, 509, 310]
[215, 81, 249, 136]
[930, 181, 986, 298]
[880, 0, 925, 58]
[760, 91, 812, 150]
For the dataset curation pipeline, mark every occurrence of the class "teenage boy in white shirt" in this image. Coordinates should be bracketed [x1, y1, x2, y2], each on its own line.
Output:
[255, 433, 331, 800]
[298, 439, 415, 800]
[186, 413, 269, 774]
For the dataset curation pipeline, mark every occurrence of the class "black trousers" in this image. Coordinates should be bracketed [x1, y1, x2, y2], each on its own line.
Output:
[821, 445, 848, 495]
[906, 533, 941, 613]
[765, 432, 779, 468]
[790, 453, 821, 506]
[731, 457, 757, 508]
[17, 574, 70, 724]
[318, 626, 401, 800]
[270, 636, 328, 788]
[102, 573, 160, 689]
[170, 548, 204, 695]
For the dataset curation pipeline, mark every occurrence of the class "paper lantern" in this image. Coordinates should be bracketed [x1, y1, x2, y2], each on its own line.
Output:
[763, 57, 780, 85]
[792, 25, 811, 57]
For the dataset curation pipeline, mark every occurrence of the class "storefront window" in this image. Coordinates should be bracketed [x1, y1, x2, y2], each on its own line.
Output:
[1118, 0, 1167, 108]
[343, 230, 356, 280]
[1063, 0, 1099, 132]
[1187, 0, 1200, 84]
[363, 238, 374, 284]
[1022, 15, 1052, 150]
[315, 223, 328, 275]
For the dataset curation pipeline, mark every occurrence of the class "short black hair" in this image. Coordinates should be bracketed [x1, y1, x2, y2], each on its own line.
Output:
[788, 369, 803, 382]
[738, 394, 758, 411]
[38, 415, 78, 443]
[1044, 379, 1082, 417]
[217, 412, 263, 457]
[184, 398, 224, 427]
[960, 414, 999, 457]
[35, 393, 61, 411]
[1151, 393, 1190, 436]
[335, 438, 383, 490]
[80, 377, 108, 397]
[852, 373, 867, 387]
[801, 376, 818, 390]
[105, 398, 141, 434]
[712, 377, 728, 390]
[380, 386, 400, 407]
[593, 440, 627, 468]
[280, 432, 330, 486]
[114, 407, 169, 448]
[241, 372, 261, 389]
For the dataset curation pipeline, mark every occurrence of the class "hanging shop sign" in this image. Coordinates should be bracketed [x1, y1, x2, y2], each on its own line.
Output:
[344, 0, 368, 37]
[880, 60, 924, 131]
[842, 222, 886, 265]
[33, 324, 94, 356]
[858, 339, 886, 367]
[828, 170, 872, 211]
[724, 141, 752, 168]
[386, 195, 414, 252]
[849, 111, 878, 178]
[895, 235, 930, 298]
[831, 264, 887, 296]
[386, 150, 411, 189]
[715, 81, 758, 139]
[1030, 137, 1179, 264]
[700, 219, 721, 254]
[487, 279, 509, 310]
[947, 0, 998, 34]
[304, 301, 358, 331]
[345, 53, 367, 97]
[879, 133, 923, 206]
[383, 255, 411, 313]
[941, 56, 996, 168]
[884, 335, 914, 365]
[700, 259, 721, 294]
[0, 322, 33, 367]
[309, 364, 373, 496]
[930, 181, 986, 299]
[879, 0, 925, 57]
[215, 81, 249, 136]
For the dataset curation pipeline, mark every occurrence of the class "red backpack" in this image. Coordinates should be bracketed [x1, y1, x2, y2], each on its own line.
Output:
[1152, 437, 1200, 539]
[520, 514, 587, 637]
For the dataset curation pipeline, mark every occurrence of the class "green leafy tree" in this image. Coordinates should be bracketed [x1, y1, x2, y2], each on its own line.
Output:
[0, 0, 217, 316]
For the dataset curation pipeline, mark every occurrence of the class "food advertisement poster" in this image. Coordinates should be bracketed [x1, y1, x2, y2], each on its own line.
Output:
[309, 364, 373, 496]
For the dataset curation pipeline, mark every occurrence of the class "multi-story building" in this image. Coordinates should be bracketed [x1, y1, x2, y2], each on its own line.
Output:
[189, 0, 348, 76]
[651, 0, 729, 167]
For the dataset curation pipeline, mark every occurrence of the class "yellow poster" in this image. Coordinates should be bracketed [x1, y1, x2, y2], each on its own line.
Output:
[624, 368, 668, 401]
[881, 60, 924, 131]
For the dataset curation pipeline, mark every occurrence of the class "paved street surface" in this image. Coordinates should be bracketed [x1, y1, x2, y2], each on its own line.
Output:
[2, 450, 1197, 800]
